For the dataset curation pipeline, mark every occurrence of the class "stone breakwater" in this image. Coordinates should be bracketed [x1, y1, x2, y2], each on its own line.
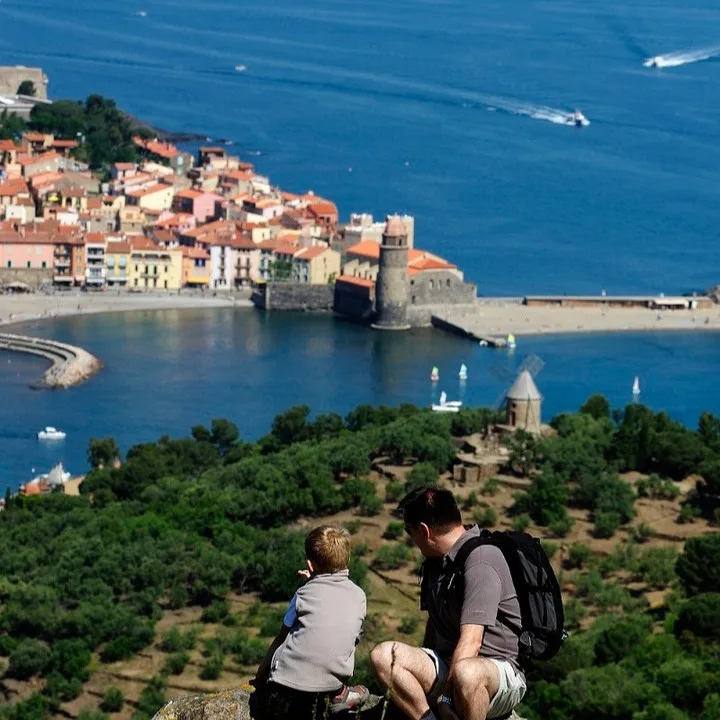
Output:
[0, 333, 101, 389]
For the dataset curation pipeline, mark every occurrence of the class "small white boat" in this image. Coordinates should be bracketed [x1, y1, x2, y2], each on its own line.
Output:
[568, 110, 590, 127]
[643, 56, 662, 68]
[430, 366, 440, 381]
[432, 404, 460, 413]
[234, 64, 247, 72]
[632, 376, 641, 395]
[38, 426, 66, 441]
[459, 363, 468, 380]
[507, 333, 517, 349]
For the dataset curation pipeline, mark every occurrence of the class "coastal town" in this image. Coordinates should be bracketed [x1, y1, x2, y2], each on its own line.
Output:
[0, 128, 463, 303]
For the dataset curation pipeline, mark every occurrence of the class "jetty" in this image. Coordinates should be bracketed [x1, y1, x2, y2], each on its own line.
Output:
[431, 314, 508, 347]
[0, 333, 101, 389]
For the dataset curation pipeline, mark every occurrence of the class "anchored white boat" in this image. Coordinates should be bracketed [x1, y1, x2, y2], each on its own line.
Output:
[432, 391, 462, 413]
[37, 426, 66, 441]
[568, 110, 590, 127]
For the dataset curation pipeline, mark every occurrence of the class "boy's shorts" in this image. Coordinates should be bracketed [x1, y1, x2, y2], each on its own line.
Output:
[251, 681, 341, 720]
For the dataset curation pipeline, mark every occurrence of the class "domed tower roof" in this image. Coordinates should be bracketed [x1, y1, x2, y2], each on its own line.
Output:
[506, 370, 541, 401]
[384, 214, 408, 238]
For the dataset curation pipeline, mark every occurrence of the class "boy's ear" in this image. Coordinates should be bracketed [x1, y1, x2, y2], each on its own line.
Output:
[306, 559, 315, 574]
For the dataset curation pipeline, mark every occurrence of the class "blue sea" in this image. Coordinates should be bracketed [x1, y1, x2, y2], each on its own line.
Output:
[1, 0, 720, 490]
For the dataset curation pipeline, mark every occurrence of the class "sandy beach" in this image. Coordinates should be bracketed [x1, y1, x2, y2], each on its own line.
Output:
[0, 290, 253, 329]
[441, 299, 720, 337]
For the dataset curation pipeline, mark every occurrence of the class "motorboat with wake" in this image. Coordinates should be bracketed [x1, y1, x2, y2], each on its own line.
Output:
[432, 391, 463, 413]
[644, 56, 663, 68]
[568, 110, 590, 127]
[38, 426, 66, 441]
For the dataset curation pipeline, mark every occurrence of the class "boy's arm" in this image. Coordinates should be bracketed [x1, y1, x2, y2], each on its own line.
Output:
[252, 625, 290, 688]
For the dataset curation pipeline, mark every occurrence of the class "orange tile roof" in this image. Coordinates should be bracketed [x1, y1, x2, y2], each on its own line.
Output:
[307, 200, 338, 216]
[181, 246, 210, 260]
[85, 232, 106, 244]
[23, 132, 46, 143]
[296, 246, 329, 261]
[86, 198, 102, 210]
[106, 242, 131, 254]
[52, 139, 79, 149]
[232, 234, 257, 250]
[257, 239, 279, 250]
[409, 257, 456, 271]
[0, 139, 18, 152]
[154, 213, 194, 228]
[336, 275, 375, 289]
[18, 151, 59, 166]
[346, 240, 381, 259]
[126, 183, 171, 198]
[0, 178, 29, 197]
[133, 137, 180, 159]
[175, 188, 204, 200]
[275, 243, 299, 257]
[131, 237, 162, 251]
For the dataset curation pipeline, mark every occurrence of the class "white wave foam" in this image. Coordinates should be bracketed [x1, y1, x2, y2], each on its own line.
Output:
[644, 44, 720, 69]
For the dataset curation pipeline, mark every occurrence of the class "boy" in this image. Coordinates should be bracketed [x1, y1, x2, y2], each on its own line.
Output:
[251, 525, 369, 719]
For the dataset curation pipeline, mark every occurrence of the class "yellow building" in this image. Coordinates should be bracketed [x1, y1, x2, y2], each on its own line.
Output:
[129, 238, 182, 290]
[293, 246, 341, 284]
[105, 241, 131, 287]
[125, 183, 175, 212]
[181, 246, 211, 287]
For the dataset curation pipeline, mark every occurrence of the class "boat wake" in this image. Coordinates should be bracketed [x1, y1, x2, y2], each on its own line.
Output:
[644, 45, 720, 68]
[486, 98, 589, 127]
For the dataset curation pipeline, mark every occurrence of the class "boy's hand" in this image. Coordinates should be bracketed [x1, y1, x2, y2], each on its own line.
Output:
[297, 569, 311, 580]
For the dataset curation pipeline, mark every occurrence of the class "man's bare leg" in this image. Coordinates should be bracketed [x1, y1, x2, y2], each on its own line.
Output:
[370, 641, 438, 720]
[452, 657, 501, 720]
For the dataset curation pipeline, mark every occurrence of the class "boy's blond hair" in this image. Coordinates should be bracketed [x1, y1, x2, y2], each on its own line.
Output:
[305, 525, 351, 574]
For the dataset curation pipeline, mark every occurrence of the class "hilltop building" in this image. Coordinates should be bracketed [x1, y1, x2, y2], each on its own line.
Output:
[505, 371, 542, 431]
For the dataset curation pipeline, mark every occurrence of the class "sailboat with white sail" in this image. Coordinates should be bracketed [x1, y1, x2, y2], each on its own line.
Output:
[632, 376, 640, 397]
[459, 363, 468, 380]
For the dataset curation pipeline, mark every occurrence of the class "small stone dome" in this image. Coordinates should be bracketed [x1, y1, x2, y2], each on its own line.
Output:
[384, 214, 407, 238]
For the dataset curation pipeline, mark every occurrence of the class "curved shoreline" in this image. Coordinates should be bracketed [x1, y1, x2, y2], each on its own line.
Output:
[0, 332, 102, 389]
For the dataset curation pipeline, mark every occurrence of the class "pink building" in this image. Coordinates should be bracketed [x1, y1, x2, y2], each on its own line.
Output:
[172, 189, 222, 223]
[0, 229, 55, 270]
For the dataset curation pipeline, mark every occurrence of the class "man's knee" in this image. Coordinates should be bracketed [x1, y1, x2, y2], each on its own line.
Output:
[370, 641, 395, 679]
[454, 658, 497, 697]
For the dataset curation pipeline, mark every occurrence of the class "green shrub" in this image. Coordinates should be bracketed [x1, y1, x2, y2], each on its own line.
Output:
[136, 675, 167, 718]
[201, 599, 230, 623]
[565, 543, 590, 570]
[462, 491, 479, 509]
[383, 521, 405, 540]
[343, 519, 362, 535]
[472, 505, 498, 528]
[399, 616, 419, 635]
[549, 514, 575, 538]
[405, 462, 439, 492]
[541, 540, 558, 560]
[481, 478, 500, 496]
[45, 672, 83, 702]
[630, 523, 654, 543]
[636, 473, 681, 500]
[636, 547, 678, 588]
[259, 608, 287, 637]
[563, 598, 587, 630]
[593, 511, 621, 538]
[158, 627, 198, 653]
[7, 639, 51, 679]
[385, 481, 404, 503]
[163, 651, 189, 675]
[77, 710, 108, 720]
[100, 687, 125, 713]
[353, 541, 369, 557]
[677, 504, 701, 524]
[200, 654, 224, 680]
[372, 544, 411, 570]
[359, 494, 383, 516]
[235, 636, 268, 665]
[511, 514, 530, 532]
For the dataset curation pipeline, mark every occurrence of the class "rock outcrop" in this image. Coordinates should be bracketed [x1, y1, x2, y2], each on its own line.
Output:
[153, 689, 526, 720]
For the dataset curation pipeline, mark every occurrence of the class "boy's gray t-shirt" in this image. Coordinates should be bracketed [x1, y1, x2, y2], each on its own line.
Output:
[269, 570, 366, 692]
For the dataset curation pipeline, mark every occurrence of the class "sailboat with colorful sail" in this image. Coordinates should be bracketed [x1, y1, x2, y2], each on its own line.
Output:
[430, 366, 439, 381]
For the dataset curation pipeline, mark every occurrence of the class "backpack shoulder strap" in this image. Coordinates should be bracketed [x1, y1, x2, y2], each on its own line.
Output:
[450, 534, 488, 571]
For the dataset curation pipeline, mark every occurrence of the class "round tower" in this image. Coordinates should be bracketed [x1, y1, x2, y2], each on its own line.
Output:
[505, 370, 542, 431]
[371, 215, 410, 330]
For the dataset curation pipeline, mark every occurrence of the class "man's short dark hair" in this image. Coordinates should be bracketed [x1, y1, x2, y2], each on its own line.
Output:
[400, 487, 462, 532]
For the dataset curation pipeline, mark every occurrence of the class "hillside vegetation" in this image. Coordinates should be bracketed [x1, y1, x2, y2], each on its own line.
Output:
[1, 399, 719, 720]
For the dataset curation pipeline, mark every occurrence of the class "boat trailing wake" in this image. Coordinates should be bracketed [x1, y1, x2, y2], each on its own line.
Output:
[484, 98, 589, 127]
[644, 44, 720, 68]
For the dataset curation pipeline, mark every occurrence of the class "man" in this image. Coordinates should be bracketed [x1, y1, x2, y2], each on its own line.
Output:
[371, 487, 526, 720]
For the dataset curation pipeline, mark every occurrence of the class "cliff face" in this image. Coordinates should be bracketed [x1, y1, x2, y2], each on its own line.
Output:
[152, 689, 526, 720]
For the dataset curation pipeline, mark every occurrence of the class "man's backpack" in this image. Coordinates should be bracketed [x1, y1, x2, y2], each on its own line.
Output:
[423, 529, 566, 664]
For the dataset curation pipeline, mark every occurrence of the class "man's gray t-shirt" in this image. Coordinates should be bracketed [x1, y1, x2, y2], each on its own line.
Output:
[422, 526, 522, 671]
[269, 570, 366, 692]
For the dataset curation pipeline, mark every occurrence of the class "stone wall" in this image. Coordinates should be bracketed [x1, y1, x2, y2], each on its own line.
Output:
[0, 268, 53, 288]
[0, 66, 49, 99]
[409, 270, 476, 307]
[253, 282, 334, 311]
[333, 281, 375, 321]
[408, 302, 477, 328]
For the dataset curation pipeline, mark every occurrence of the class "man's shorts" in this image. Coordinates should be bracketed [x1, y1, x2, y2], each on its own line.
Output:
[420, 648, 527, 719]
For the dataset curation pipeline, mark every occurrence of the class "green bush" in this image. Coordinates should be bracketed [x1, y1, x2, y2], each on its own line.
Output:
[201, 599, 230, 623]
[200, 654, 224, 680]
[135, 675, 167, 719]
[405, 462, 439, 492]
[383, 521, 405, 540]
[100, 687, 125, 713]
[481, 478, 500, 496]
[158, 627, 198, 653]
[677, 504, 700, 524]
[399, 616, 419, 635]
[343, 519, 362, 535]
[676, 534, 720, 594]
[358, 494, 383, 516]
[593, 511, 621, 538]
[630, 523, 654, 543]
[77, 710, 108, 720]
[462, 491, 479, 509]
[565, 543, 590, 570]
[45, 672, 83, 702]
[163, 651, 189, 675]
[7, 639, 51, 679]
[563, 598, 587, 630]
[511, 514, 530, 532]
[372, 544, 411, 570]
[385, 481, 404, 503]
[548, 514, 574, 538]
[541, 540, 558, 560]
[472, 505, 498, 528]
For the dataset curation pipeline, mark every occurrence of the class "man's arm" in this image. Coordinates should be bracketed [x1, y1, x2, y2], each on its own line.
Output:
[443, 623, 485, 695]
[252, 625, 289, 687]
